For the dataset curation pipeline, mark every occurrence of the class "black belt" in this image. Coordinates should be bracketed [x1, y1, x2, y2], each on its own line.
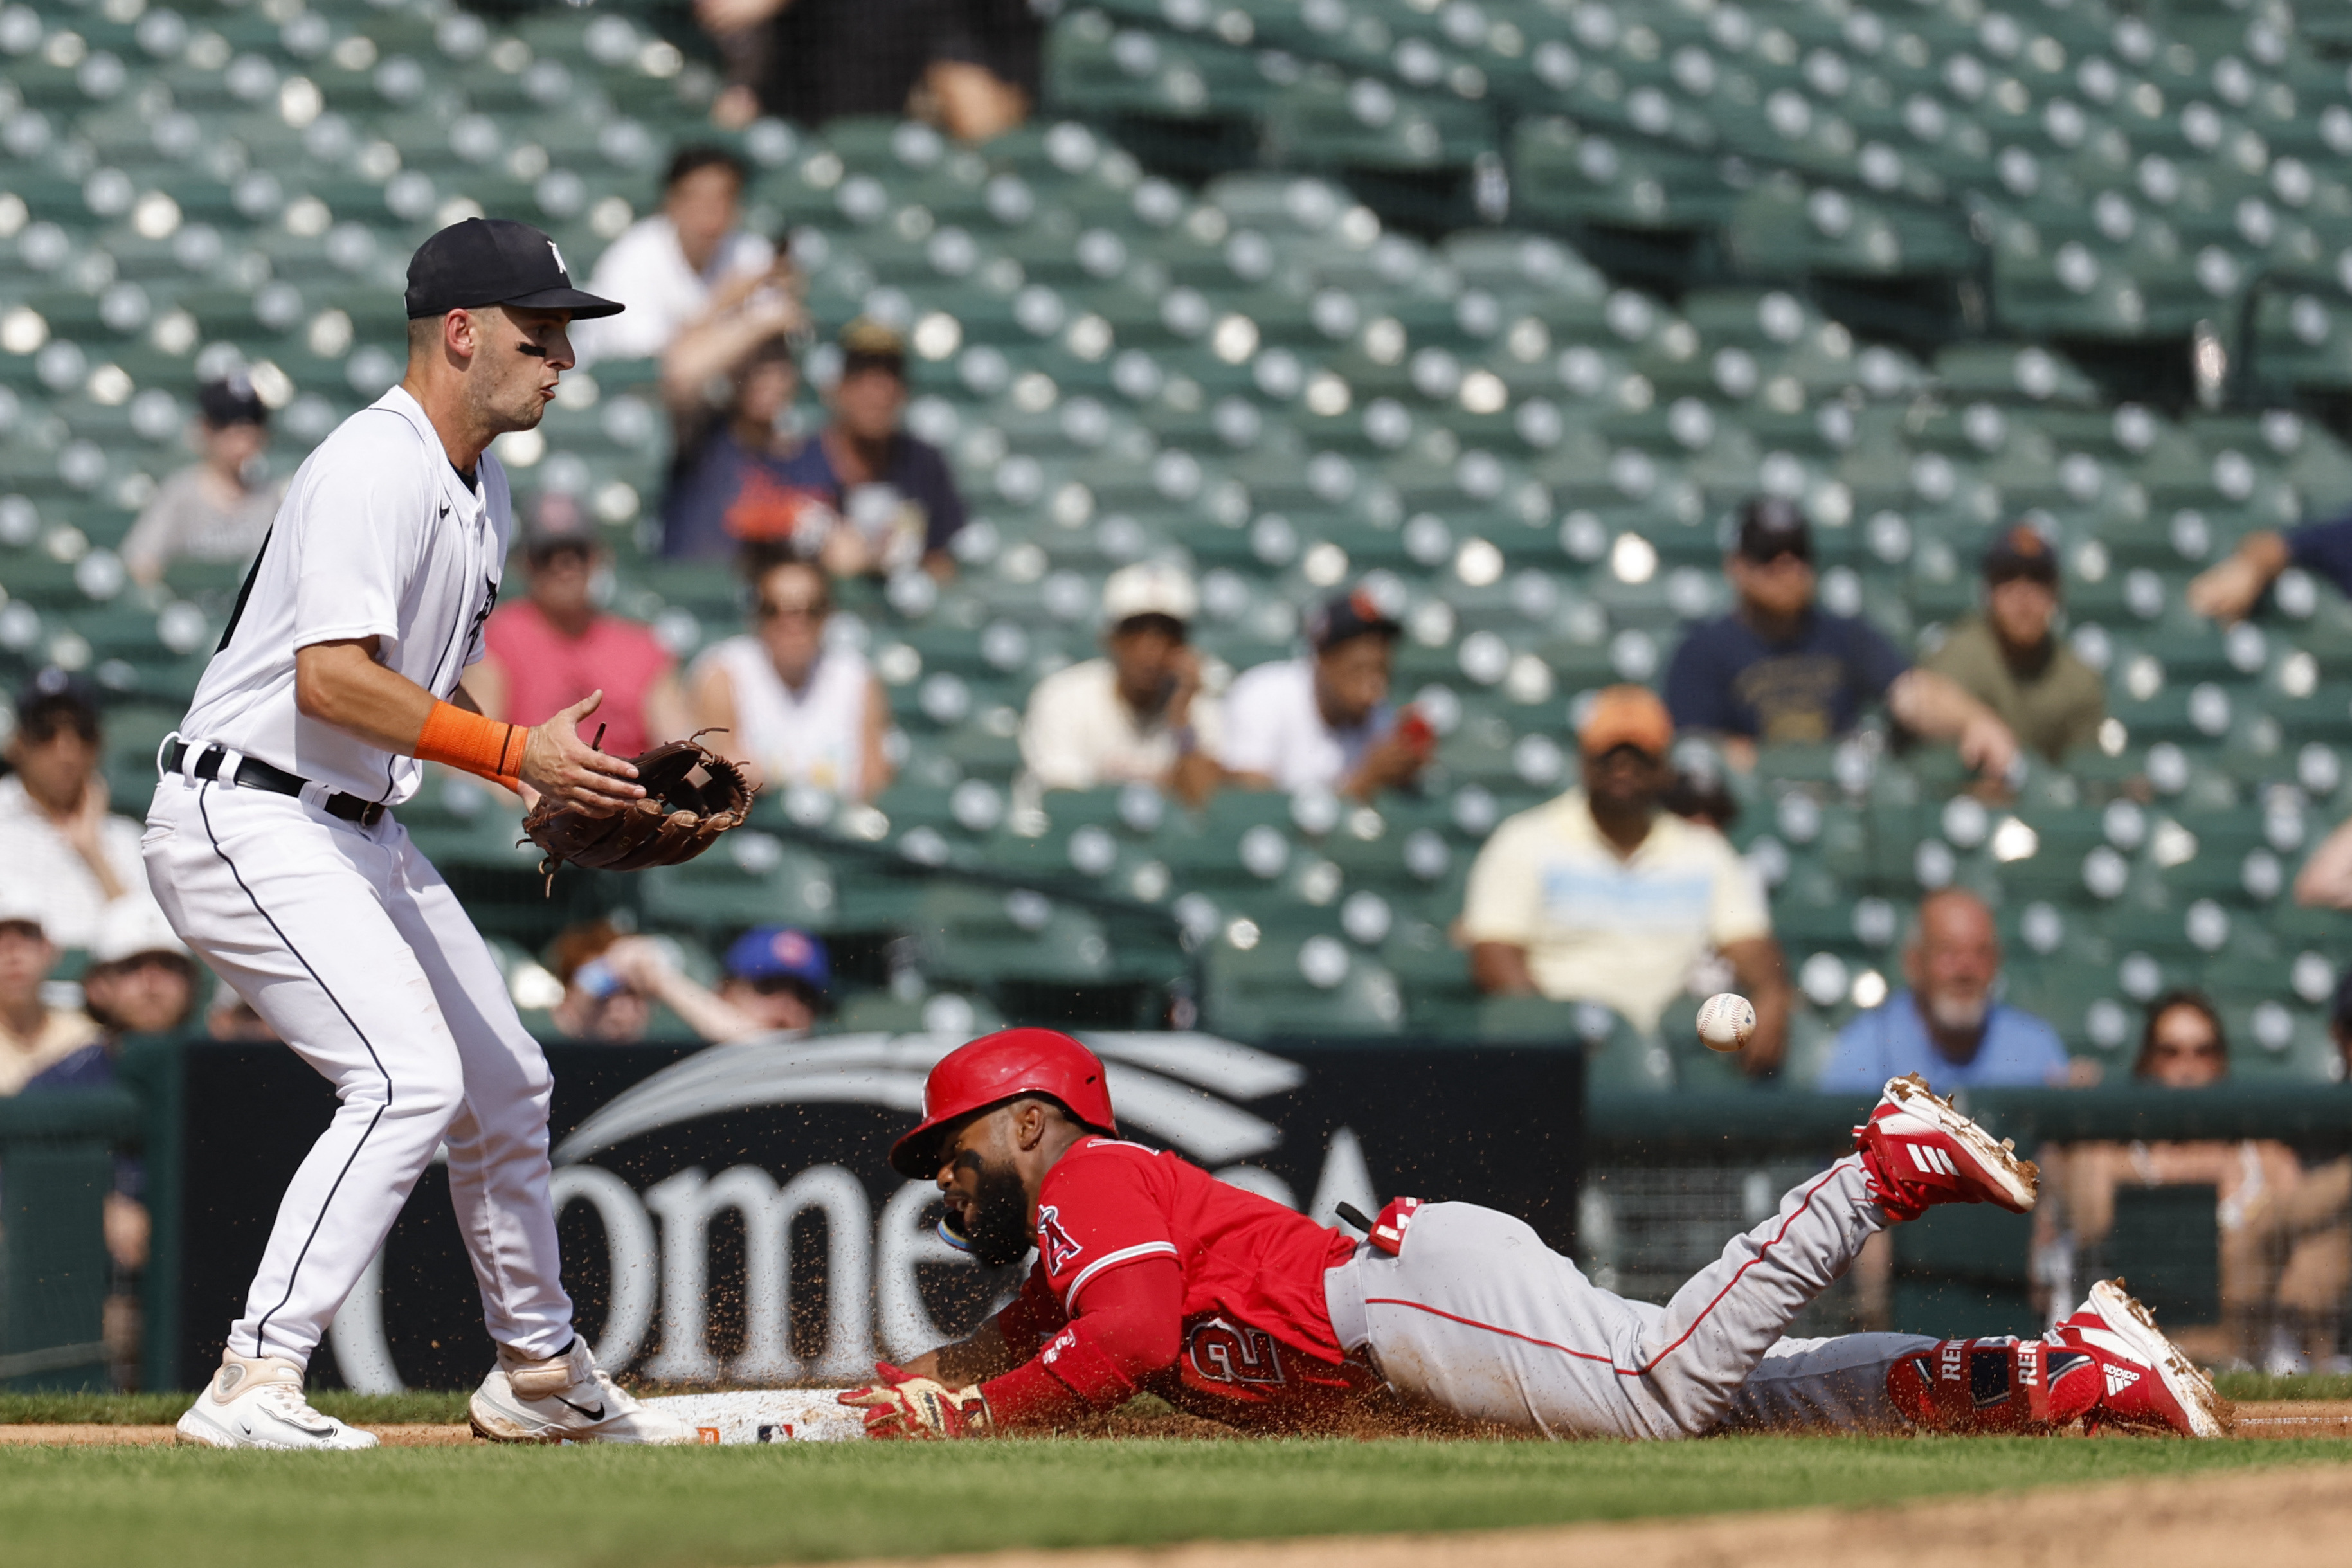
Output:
[164, 740, 388, 827]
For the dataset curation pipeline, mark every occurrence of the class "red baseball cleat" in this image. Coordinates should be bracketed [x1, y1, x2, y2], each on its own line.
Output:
[1851, 1074, 2040, 1222]
[2056, 1278, 2230, 1438]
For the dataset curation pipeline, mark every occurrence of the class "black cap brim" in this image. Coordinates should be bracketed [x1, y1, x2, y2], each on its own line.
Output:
[500, 285, 625, 320]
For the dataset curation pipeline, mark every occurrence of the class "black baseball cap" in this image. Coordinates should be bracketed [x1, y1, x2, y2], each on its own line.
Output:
[197, 372, 267, 428]
[1735, 496, 1811, 564]
[15, 666, 100, 740]
[1983, 522, 2060, 586]
[1308, 588, 1402, 653]
[404, 217, 623, 321]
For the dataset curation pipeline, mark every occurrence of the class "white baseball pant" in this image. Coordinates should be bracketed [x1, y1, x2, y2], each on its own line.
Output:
[143, 773, 575, 1367]
[1324, 1156, 1933, 1437]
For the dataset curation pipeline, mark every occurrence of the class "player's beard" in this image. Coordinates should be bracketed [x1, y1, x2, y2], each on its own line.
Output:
[1924, 988, 1989, 1034]
[963, 1157, 1035, 1268]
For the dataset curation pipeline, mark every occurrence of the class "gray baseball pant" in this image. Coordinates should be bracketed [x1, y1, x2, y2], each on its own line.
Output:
[1323, 1155, 1936, 1437]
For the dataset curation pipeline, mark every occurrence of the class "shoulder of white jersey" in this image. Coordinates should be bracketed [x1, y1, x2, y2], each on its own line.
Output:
[298, 399, 440, 481]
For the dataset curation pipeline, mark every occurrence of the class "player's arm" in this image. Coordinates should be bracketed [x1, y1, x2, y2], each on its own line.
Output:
[894, 1314, 1018, 1387]
[457, 657, 508, 722]
[843, 1259, 1184, 1438]
[1469, 941, 1538, 995]
[294, 637, 642, 811]
[857, 671, 896, 802]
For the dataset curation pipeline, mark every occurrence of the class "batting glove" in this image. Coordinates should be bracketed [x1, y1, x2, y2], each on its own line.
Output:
[837, 1362, 995, 1440]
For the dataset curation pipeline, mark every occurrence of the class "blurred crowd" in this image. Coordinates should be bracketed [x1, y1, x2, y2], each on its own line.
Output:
[22, 142, 2352, 1381]
[693, 0, 1040, 141]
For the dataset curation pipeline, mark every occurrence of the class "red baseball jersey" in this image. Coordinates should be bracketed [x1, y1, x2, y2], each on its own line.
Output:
[993, 1137, 1373, 1428]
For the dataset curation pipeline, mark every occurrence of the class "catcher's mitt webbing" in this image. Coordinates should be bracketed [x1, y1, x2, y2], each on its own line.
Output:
[519, 732, 753, 890]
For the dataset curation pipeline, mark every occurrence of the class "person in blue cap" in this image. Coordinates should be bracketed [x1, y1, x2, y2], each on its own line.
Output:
[592, 922, 832, 1042]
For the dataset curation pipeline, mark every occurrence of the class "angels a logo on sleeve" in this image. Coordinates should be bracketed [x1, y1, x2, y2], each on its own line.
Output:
[1036, 1205, 1083, 1273]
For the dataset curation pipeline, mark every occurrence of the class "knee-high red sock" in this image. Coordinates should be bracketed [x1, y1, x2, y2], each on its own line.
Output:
[1886, 1336, 2102, 1433]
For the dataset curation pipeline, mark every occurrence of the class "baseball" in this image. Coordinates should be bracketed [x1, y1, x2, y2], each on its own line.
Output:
[1696, 993, 1757, 1053]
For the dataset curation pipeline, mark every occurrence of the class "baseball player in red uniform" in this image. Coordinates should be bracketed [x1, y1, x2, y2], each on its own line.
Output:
[842, 1029, 2226, 1441]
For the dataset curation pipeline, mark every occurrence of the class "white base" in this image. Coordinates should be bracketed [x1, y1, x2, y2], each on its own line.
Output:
[639, 1389, 862, 1444]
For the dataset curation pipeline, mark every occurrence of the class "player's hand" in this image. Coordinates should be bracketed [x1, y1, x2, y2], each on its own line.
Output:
[597, 935, 676, 991]
[520, 692, 644, 816]
[62, 771, 112, 858]
[2185, 553, 2267, 624]
[1956, 712, 2018, 782]
[837, 1362, 994, 1439]
[696, 0, 789, 34]
[1344, 729, 1431, 799]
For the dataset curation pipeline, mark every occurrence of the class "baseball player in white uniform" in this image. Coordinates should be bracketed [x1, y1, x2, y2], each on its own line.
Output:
[148, 218, 690, 1448]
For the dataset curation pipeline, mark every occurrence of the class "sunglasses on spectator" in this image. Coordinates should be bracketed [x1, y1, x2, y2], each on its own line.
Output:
[2148, 1038, 2225, 1061]
[19, 715, 99, 744]
[757, 597, 829, 622]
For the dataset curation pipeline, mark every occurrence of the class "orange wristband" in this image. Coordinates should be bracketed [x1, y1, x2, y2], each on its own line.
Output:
[417, 701, 524, 789]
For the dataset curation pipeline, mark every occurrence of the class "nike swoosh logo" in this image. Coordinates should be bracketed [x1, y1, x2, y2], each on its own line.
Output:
[555, 1396, 606, 1421]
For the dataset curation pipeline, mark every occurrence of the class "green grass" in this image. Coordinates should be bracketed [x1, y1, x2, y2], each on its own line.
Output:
[0, 1437, 2346, 1568]
[3, 1369, 2338, 1430]
[0, 1391, 471, 1426]
[2213, 1371, 2352, 1402]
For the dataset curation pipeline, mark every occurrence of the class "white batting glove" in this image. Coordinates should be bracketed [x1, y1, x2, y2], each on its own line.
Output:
[837, 1362, 995, 1440]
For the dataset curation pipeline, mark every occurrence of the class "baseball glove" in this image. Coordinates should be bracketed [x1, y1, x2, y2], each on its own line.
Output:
[520, 732, 754, 887]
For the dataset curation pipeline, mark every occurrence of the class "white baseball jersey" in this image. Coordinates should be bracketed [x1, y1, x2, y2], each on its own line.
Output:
[179, 384, 510, 804]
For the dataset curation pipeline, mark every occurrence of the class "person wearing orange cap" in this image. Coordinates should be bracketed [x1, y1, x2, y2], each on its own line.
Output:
[1462, 685, 1791, 1074]
[1919, 524, 2106, 764]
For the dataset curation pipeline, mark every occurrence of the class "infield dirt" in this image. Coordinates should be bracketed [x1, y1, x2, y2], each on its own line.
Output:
[846, 1460, 2352, 1568]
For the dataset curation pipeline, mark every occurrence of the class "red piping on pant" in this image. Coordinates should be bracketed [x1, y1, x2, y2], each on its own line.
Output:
[1362, 1162, 1852, 1377]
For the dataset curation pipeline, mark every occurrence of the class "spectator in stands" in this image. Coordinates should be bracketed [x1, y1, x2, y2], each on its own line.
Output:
[1818, 888, 2095, 1092]
[660, 334, 816, 563]
[2294, 814, 2352, 910]
[1463, 687, 1790, 1075]
[546, 921, 652, 1045]
[547, 920, 833, 1044]
[1921, 524, 2107, 762]
[691, 549, 892, 800]
[601, 924, 833, 1042]
[699, 0, 1037, 141]
[1020, 562, 1224, 806]
[120, 373, 283, 588]
[206, 991, 277, 1042]
[27, 899, 199, 1092]
[0, 910, 100, 1095]
[473, 494, 690, 758]
[2337, 973, 2352, 1080]
[1219, 590, 1433, 800]
[19, 897, 182, 1391]
[0, 669, 146, 950]
[1660, 765, 1740, 833]
[574, 147, 788, 366]
[2040, 993, 2351, 1369]
[1665, 499, 2020, 780]
[2187, 509, 2352, 626]
[772, 319, 967, 579]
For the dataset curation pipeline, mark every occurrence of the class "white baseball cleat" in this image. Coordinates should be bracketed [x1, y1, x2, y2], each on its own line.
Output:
[175, 1354, 380, 1450]
[469, 1338, 694, 1445]
[2057, 1278, 2231, 1438]
[1852, 1073, 2040, 1221]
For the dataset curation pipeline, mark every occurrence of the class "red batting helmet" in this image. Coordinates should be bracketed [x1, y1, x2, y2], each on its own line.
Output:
[889, 1028, 1117, 1178]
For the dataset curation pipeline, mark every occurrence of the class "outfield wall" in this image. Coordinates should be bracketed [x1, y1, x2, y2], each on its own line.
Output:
[8, 1049, 2350, 1391]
